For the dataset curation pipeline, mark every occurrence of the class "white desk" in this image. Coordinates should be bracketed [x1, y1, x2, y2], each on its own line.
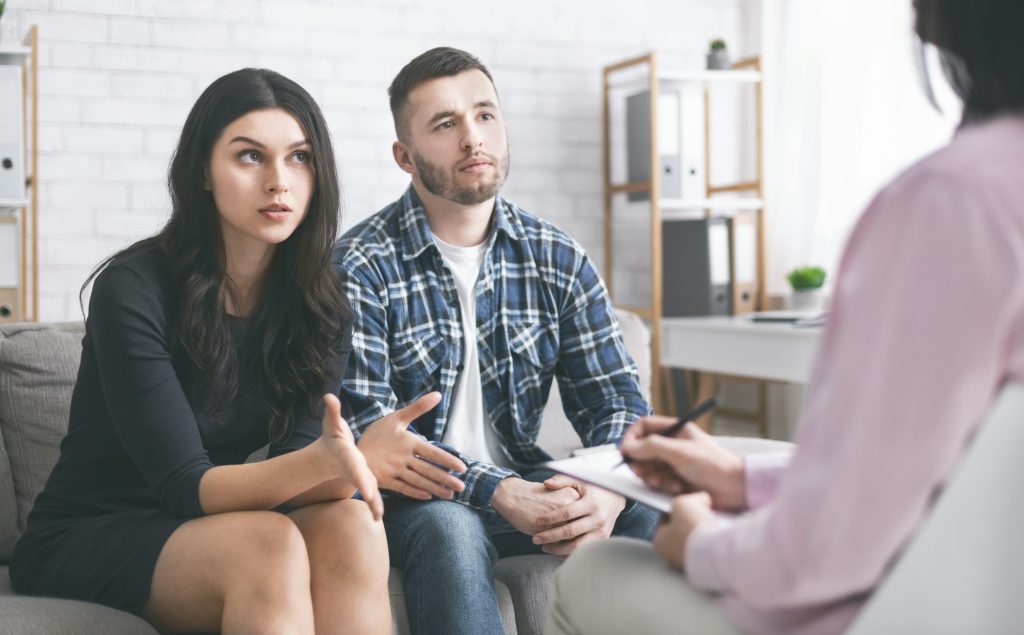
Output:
[660, 316, 823, 384]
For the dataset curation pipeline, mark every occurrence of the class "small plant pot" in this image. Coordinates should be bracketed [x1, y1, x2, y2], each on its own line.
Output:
[707, 50, 731, 70]
[789, 288, 825, 312]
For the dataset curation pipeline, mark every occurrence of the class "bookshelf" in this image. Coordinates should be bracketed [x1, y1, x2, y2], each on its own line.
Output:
[602, 51, 766, 423]
[0, 26, 39, 322]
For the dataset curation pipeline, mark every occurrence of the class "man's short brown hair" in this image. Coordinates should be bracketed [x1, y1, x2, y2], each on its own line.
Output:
[388, 47, 496, 140]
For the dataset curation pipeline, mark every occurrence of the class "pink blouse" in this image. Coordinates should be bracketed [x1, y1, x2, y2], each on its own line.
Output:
[686, 115, 1024, 635]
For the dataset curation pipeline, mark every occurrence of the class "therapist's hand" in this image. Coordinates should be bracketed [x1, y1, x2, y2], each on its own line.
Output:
[621, 417, 747, 511]
[654, 492, 715, 570]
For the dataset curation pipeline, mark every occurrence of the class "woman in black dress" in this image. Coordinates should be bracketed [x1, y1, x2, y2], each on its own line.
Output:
[9, 68, 451, 634]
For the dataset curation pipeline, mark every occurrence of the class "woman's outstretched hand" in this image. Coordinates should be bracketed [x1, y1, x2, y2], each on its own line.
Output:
[318, 393, 384, 520]
[356, 392, 468, 500]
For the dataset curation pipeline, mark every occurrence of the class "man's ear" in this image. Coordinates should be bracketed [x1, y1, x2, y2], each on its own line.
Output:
[392, 141, 415, 175]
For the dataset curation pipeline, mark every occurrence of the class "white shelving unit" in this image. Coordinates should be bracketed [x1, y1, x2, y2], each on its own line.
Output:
[0, 29, 39, 323]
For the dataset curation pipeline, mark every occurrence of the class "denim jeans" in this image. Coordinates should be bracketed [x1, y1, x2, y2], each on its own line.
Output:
[383, 468, 661, 635]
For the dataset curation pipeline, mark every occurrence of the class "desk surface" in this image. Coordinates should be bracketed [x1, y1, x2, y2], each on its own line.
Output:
[660, 316, 823, 384]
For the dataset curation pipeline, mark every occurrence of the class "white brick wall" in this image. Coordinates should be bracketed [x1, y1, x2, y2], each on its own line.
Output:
[3, 0, 745, 321]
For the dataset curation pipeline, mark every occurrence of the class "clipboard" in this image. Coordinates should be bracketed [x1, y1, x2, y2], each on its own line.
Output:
[546, 445, 671, 513]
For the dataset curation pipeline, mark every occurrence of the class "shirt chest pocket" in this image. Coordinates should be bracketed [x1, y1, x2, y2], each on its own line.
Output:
[507, 320, 560, 423]
[389, 330, 446, 394]
[508, 320, 560, 374]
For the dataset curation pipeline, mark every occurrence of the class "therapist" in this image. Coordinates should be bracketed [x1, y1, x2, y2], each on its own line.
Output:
[547, 0, 1024, 633]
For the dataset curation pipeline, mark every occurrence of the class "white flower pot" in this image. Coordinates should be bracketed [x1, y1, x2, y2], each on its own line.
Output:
[707, 50, 731, 70]
[789, 288, 825, 312]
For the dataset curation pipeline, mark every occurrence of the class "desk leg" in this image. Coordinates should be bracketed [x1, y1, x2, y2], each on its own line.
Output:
[693, 372, 718, 431]
[659, 366, 679, 416]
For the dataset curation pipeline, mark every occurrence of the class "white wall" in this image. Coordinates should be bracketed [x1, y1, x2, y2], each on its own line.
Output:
[758, 0, 958, 298]
[2, 0, 745, 321]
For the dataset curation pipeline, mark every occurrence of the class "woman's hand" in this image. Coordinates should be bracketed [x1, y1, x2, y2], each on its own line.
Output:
[654, 492, 716, 570]
[316, 394, 383, 520]
[621, 417, 747, 511]
[356, 392, 468, 500]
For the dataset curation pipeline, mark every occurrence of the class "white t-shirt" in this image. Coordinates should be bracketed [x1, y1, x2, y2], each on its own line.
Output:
[433, 235, 512, 468]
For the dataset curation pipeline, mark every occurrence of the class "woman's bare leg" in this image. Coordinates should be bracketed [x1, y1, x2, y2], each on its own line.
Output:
[289, 499, 391, 635]
[143, 511, 315, 634]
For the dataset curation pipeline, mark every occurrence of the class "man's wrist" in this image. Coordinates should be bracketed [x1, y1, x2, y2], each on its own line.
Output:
[491, 475, 520, 512]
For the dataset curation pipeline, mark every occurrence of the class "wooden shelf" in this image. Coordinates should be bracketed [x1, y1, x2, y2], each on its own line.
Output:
[609, 181, 650, 194]
[602, 51, 767, 416]
[660, 198, 763, 212]
[658, 69, 762, 83]
[0, 198, 30, 210]
[609, 69, 762, 92]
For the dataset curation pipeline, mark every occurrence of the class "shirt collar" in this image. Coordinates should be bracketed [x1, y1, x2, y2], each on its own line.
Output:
[397, 184, 526, 261]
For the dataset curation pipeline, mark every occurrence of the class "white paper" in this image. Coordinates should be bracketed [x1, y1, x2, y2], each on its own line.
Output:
[547, 447, 672, 513]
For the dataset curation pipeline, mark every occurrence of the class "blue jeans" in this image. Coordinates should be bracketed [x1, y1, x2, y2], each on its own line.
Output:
[383, 468, 661, 635]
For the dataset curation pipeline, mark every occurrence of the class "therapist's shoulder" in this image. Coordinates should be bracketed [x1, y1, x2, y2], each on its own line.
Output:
[894, 116, 1024, 201]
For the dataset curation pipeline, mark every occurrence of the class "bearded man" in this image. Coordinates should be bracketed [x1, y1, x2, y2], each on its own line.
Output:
[331, 46, 659, 635]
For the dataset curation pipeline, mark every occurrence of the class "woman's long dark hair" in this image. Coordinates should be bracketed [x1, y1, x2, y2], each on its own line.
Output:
[83, 68, 350, 442]
[916, 0, 1024, 124]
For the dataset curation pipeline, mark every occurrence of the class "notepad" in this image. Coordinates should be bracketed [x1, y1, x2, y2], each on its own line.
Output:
[546, 446, 672, 513]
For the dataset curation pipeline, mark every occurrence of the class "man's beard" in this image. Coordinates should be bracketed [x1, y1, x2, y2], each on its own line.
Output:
[412, 147, 510, 206]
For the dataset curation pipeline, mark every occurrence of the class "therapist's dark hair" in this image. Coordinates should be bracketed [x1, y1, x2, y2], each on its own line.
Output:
[915, 0, 1024, 123]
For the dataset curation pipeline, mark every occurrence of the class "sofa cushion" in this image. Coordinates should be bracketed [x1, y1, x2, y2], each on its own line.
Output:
[0, 322, 85, 560]
[537, 308, 651, 459]
[494, 554, 562, 635]
[0, 564, 157, 635]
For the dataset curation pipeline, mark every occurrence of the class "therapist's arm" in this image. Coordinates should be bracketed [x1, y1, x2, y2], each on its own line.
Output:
[684, 172, 1023, 608]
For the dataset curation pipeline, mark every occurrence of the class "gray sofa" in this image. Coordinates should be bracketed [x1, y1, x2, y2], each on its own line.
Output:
[0, 310, 655, 634]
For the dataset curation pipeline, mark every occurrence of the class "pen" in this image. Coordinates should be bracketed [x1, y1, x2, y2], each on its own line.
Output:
[616, 396, 720, 467]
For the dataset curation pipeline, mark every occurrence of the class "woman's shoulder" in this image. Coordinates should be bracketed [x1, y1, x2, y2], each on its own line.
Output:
[97, 244, 167, 281]
[91, 244, 172, 311]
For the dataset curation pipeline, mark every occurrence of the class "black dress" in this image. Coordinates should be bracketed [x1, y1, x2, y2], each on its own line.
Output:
[9, 247, 350, 612]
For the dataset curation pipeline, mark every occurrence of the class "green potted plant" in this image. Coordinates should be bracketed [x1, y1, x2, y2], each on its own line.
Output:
[786, 266, 827, 311]
[707, 38, 730, 70]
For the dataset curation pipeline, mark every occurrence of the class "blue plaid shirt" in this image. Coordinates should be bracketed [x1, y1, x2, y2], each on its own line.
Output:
[332, 186, 650, 510]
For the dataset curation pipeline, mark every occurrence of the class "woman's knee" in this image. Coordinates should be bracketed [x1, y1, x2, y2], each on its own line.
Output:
[297, 500, 389, 573]
[144, 512, 311, 631]
[228, 512, 310, 582]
